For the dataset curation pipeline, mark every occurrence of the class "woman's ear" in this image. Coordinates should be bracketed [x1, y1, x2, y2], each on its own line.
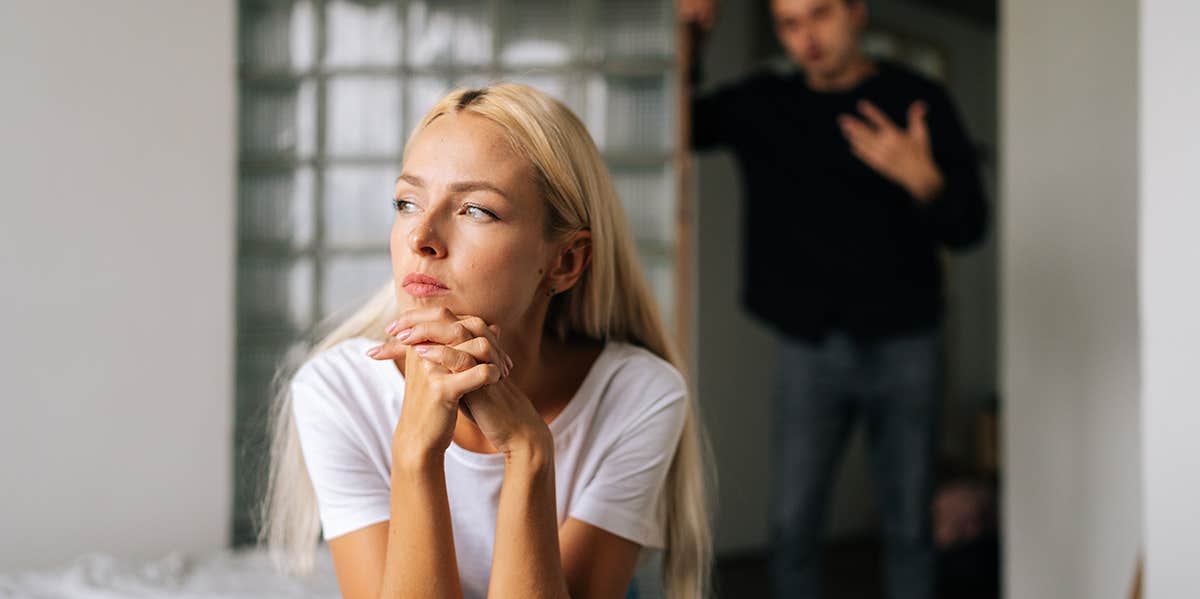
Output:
[544, 231, 593, 296]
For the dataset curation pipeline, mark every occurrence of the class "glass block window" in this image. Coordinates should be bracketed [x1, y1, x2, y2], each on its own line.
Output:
[235, 0, 677, 545]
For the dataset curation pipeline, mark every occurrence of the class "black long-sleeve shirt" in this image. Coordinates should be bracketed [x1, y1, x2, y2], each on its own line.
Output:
[691, 58, 989, 342]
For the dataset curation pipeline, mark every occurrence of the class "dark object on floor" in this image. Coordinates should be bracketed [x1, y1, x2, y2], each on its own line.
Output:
[933, 473, 1000, 599]
[934, 478, 996, 550]
[937, 533, 1000, 599]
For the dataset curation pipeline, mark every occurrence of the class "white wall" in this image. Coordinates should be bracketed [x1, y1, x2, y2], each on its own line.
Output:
[0, 0, 235, 570]
[1140, 1, 1200, 596]
[1001, 0, 1143, 597]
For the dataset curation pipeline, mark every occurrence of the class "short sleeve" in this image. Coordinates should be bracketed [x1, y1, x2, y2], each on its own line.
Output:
[291, 377, 391, 540]
[567, 375, 689, 549]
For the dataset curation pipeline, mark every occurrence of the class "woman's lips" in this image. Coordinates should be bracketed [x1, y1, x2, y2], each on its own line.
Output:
[402, 272, 449, 298]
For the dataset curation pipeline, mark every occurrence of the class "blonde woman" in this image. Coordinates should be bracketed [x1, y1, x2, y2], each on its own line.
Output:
[259, 83, 712, 599]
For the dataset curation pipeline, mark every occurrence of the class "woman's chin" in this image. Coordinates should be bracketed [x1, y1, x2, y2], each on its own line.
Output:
[393, 295, 512, 330]
[402, 296, 451, 309]
[397, 295, 475, 317]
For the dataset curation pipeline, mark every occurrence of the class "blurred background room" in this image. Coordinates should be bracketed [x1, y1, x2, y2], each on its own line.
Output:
[1, 0, 1196, 598]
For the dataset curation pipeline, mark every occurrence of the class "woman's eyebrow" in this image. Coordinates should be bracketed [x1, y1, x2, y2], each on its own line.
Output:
[396, 173, 425, 187]
[396, 173, 512, 203]
[449, 181, 511, 202]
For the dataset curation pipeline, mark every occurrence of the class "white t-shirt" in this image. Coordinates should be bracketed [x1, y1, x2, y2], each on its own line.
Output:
[290, 336, 687, 598]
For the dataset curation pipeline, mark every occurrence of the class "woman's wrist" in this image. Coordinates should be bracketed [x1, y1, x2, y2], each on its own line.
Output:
[391, 440, 447, 474]
[503, 428, 554, 471]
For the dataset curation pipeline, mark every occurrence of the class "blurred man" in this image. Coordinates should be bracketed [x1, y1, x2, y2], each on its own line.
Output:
[680, 0, 988, 597]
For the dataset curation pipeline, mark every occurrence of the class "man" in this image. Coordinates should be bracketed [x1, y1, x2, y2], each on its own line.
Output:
[680, 0, 989, 597]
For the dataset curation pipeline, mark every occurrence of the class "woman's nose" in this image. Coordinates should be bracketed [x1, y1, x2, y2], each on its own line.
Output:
[407, 218, 445, 257]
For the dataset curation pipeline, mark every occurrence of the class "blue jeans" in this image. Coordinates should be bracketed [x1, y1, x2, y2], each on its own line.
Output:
[768, 325, 941, 599]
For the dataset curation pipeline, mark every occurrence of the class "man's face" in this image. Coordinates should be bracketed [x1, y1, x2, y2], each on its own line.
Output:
[771, 0, 867, 79]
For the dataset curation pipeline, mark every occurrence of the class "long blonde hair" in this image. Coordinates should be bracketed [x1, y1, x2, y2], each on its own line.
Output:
[258, 83, 713, 598]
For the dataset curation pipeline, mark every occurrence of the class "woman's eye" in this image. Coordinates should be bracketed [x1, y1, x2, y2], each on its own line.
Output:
[464, 204, 498, 221]
[392, 198, 418, 213]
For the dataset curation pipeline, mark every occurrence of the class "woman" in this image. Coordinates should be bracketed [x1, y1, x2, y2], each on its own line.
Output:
[260, 83, 712, 599]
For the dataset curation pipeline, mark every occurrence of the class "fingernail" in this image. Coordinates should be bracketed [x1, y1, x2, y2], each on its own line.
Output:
[366, 347, 381, 358]
[414, 345, 428, 355]
[386, 320, 401, 335]
[506, 355, 513, 369]
[397, 328, 411, 341]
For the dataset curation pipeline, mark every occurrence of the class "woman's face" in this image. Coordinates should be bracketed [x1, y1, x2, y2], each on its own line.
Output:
[390, 111, 552, 333]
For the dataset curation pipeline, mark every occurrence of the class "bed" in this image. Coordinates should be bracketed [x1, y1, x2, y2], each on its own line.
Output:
[0, 545, 661, 598]
[0, 544, 341, 598]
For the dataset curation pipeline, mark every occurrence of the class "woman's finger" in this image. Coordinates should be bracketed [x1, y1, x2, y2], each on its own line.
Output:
[453, 336, 510, 377]
[454, 316, 513, 371]
[365, 316, 468, 360]
[442, 362, 503, 397]
[400, 320, 476, 347]
[402, 320, 512, 374]
[383, 307, 503, 349]
[385, 306, 459, 337]
[375, 309, 511, 372]
[417, 338, 509, 378]
[385, 309, 500, 356]
[413, 343, 479, 374]
[364, 337, 409, 360]
[371, 307, 459, 360]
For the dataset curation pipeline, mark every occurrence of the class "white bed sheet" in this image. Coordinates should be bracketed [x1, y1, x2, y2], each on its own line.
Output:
[0, 544, 341, 598]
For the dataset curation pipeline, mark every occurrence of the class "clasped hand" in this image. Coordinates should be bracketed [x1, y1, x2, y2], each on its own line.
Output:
[365, 307, 551, 464]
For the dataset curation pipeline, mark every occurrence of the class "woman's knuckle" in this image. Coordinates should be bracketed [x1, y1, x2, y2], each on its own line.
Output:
[455, 352, 475, 372]
[484, 364, 501, 382]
